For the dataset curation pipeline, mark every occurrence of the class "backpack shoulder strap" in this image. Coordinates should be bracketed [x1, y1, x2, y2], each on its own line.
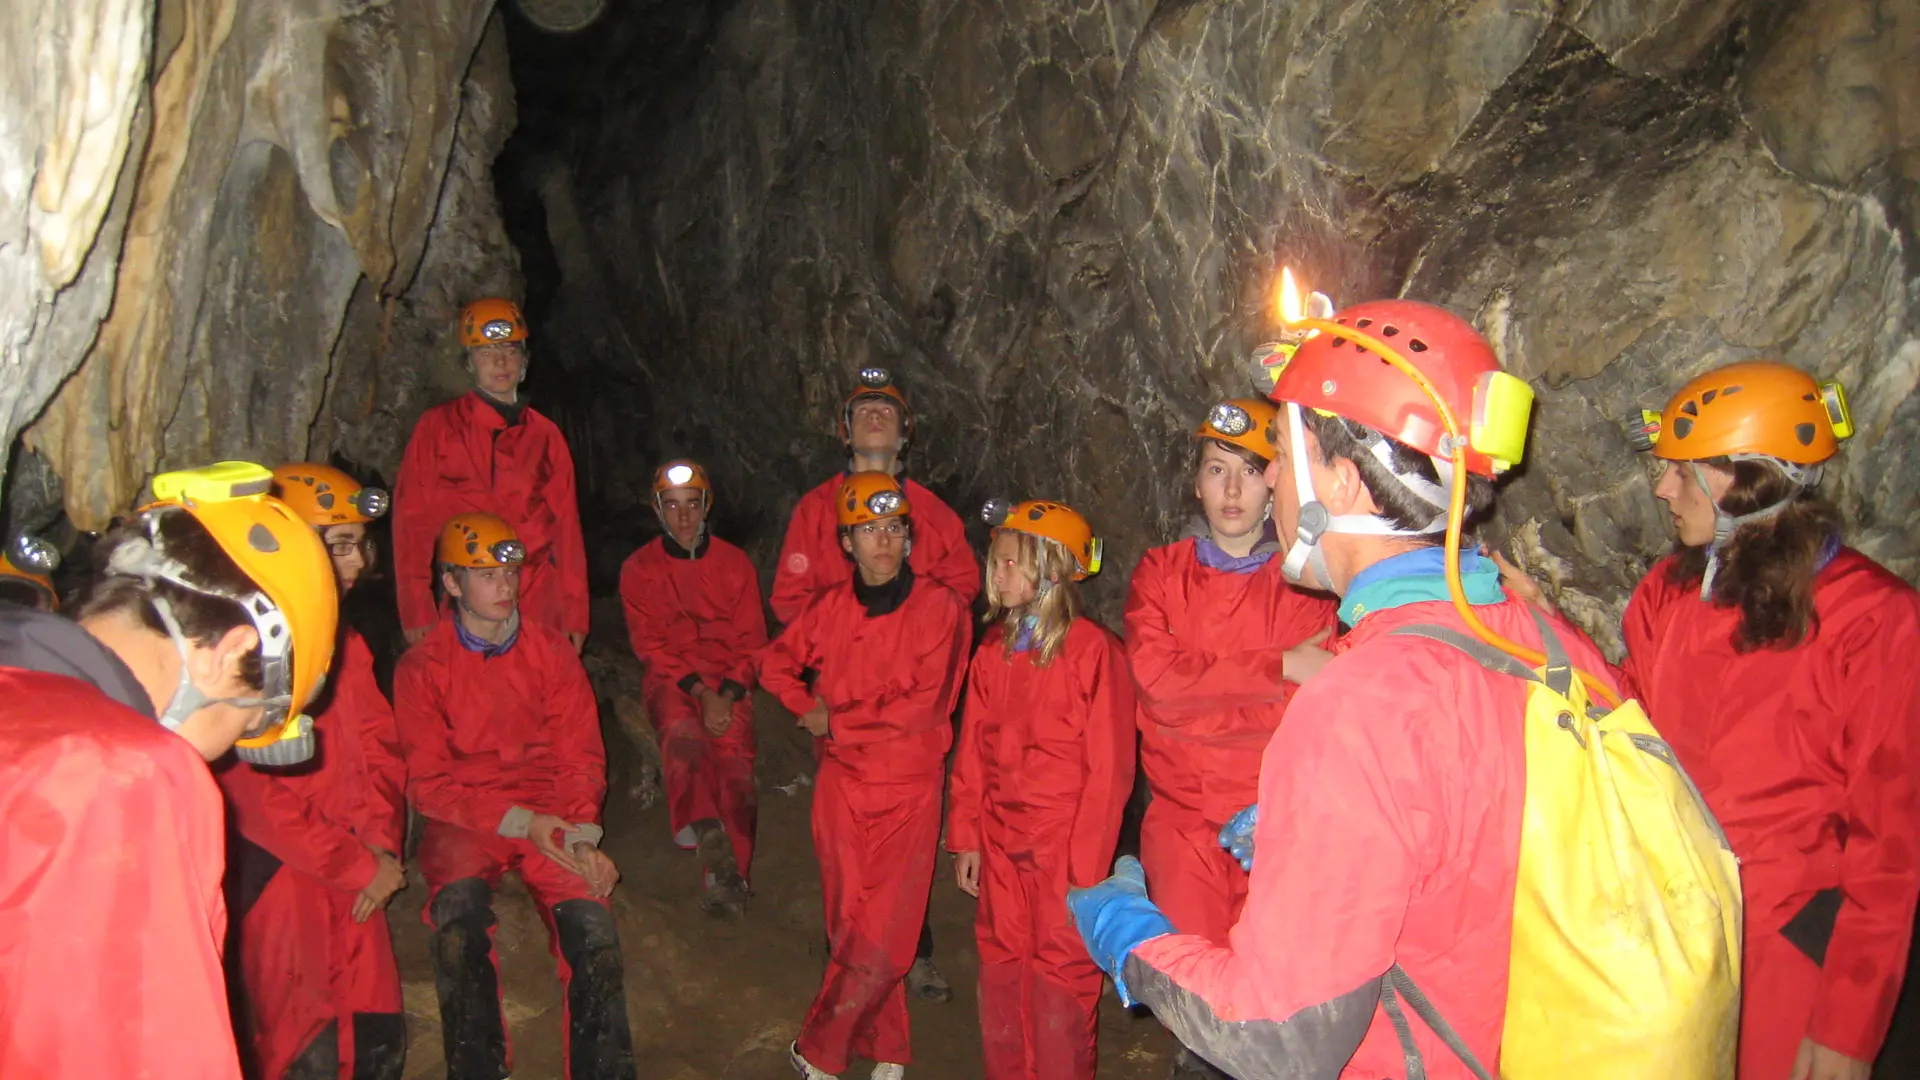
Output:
[1389, 608, 1575, 697]
[1382, 964, 1495, 1080]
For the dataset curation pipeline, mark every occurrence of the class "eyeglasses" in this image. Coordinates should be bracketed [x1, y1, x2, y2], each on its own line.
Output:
[328, 537, 378, 558]
[852, 520, 906, 538]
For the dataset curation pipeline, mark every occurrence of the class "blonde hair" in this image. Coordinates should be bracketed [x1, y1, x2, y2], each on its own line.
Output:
[985, 530, 1083, 667]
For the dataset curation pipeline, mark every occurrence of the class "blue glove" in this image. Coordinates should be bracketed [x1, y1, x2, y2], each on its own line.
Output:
[1219, 804, 1258, 872]
[1067, 855, 1175, 1007]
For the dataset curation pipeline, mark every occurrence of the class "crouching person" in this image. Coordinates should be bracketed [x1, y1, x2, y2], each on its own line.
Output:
[761, 473, 972, 1080]
[394, 513, 636, 1080]
[620, 459, 768, 914]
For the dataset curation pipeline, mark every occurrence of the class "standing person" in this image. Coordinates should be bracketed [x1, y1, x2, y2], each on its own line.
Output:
[1619, 361, 1920, 1080]
[0, 532, 61, 610]
[1123, 401, 1336, 978]
[217, 463, 409, 1079]
[394, 512, 635, 1080]
[770, 365, 978, 1001]
[619, 458, 768, 914]
[760, 473, 972, 1080]
[0, 461, 337, 1078]
[392, 297, 589, 651]
[947, 499, 1134, 1080]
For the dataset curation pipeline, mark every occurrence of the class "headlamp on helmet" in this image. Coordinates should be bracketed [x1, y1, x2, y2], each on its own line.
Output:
[666, 464, 696, 487]
[353, 487, 390, 518]
[1206, 402, 1254, 437]
[858, 367, 894, 390]
[980, 497, 1015, 528]
[480, 319, 517, 342]
[10, 533, 60, 575]
[867, 489, 904, 517]
[491, 539, 526, 564]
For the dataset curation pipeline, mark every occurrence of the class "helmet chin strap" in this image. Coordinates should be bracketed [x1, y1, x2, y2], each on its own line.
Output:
[1278, 403, 1450, 590]
[1691, 457, 1810, 600]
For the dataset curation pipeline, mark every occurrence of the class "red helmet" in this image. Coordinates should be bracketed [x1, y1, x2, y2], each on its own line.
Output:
[1266, 299, 1528, 477]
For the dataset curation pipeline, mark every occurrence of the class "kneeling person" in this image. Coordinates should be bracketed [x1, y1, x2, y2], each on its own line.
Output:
[395, 513, 635, 1080]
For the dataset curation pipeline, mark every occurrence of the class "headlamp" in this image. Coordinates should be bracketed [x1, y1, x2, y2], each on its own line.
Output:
[1207, 402, 1254, 437]
[490, 539, 527, 565]
[1821, 381, 1854, 440]
[857, 367, 893, 389]
[867, 490, 904, 516]
[480, 318, 517, 342]
[1625, 409, 1662, 452]
[979, 497, 1014, 528]
[666, 464, 696, 487]
[10, 534, 59, 575]
[351, 486, 390, 519]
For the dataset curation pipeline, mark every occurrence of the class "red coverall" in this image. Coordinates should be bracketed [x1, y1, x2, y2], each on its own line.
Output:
[769, 473, 979, 625]
[619, 533, 768, 877]
[394, 616, 620, 1079]
[759, 573, 971, 1074]
[218, 630, 408, 1078]
[1621, 549, 1920, 1078]
[1122, 584, 1617, 1080]
[947, 618, 1137, 1080]
[1123, 538, 1337, 943]
[392, 392, 589, 637]
[0, 669, 242, 1079]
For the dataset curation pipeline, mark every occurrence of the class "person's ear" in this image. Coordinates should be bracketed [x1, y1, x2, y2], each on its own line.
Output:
[840, 534, 854, 556]
[198, 624, 261, 691]
[1318, 455, 1381, 517]
[442, 569, 464, 599]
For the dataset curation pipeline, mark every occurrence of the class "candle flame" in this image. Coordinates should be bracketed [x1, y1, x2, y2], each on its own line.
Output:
[1277, 267, 1305, 324]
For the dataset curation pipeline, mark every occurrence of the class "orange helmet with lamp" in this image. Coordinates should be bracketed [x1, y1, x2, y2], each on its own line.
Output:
[271, 463, 389, 527]
[836, 471, 911, 528]
[0, 534, 61, 610]
[652, 459, 713, 504]
[137, 461, 341, 766]
[1195, 397, 1280, 463]
[839, 368, 916, 443]
[458, 297, 529, 347]
[1627, 360, 1851, 467]
[981, 498, 1103, 581]
[437, 512, 527, 570]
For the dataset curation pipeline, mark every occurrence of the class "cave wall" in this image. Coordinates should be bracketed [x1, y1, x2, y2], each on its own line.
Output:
[2, 0, 518, 533]
[525, 0, 1919, 650]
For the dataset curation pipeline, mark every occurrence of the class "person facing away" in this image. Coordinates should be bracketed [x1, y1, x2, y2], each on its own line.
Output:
[1069, 300, 1623, 1079]
[0, 461, 339, 1079]
[947, 499, 1135, 1080]
[217, 463, 409, 1080]
[1616, 361, 1920, 1080]
[393, 511, 635, 1080]
[760, 472, 972, 1080]
[393, 297, 589, 652]
[619, 458, 768, 915]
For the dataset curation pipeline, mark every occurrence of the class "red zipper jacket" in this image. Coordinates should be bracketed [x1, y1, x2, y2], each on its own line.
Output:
[769, 473, 979, 626]
[620, 534, 768, 700]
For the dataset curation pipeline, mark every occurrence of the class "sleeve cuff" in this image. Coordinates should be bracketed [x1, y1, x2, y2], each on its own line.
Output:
[677, 673, 706, 697]
[563, 823, 604, 849]
[719, 679, 748, 701]
[498, 805, 535, 839]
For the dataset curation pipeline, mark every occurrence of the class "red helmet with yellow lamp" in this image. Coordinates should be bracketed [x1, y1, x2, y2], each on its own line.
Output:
[981, 498, 1103, 581]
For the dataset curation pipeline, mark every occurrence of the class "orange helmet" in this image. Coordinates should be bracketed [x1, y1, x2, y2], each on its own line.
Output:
[0, 534, 60, 610]
[271, 463, 389, 527]
[652, 459, 712, 500]
[1195, 398, 1280, 463]
[437, 512, 527, 569]
[1631, 361, 1852, 467]
[839, 368, 916, 443]
[982, 499, 1103, 580]
[458, 297, 529, 347]
[139, 462, 340, 766]
[836, 471, 911, 527]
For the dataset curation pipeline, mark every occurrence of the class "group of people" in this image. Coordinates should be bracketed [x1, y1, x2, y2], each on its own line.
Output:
[0, 283, 1914, 1080]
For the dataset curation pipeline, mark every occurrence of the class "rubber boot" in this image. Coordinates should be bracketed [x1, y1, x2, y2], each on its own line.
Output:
[906, 914, 950, 1003]
[284, 1020, 339, 1080]
[351, 1012, 406, 1080]
[553, 899, 637, 1080]
[429, 878, 508, 1080]
[693, 817, 750, 916]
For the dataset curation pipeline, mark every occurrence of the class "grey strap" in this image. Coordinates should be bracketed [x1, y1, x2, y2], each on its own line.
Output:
[1527, 607, 1572, 697]
[1382, 965, 1494, 1080]
[1387, 623, 1542, 684]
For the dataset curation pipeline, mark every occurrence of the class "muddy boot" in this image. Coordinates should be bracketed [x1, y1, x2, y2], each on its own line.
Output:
[788, 1041, 840, 1079]
[906, 957, 951, 1004]
[1171, 1046, 1232, 1079]
[351, 1012, 406, 1080]
[693, 817, 751, 916]
[429, 879, 508, 1080]
[553, 899, 637, 1080]
[284, 1020, 340, 1080]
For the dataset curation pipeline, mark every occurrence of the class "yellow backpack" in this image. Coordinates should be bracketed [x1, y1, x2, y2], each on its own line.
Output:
[1380, 613, 1742, 1080]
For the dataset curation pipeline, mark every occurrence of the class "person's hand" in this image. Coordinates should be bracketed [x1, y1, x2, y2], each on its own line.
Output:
[404, 626, 430, 647]
[699, 689, 735, 737]
[1218, 805, 1258, 872]
[953, 850, 981, 897]
[353, 847, 407, 923]
[527, 813, 584, 874]
[798, 698, 830, 738]
[1282, 628, 1334, 685]
[1065, 856, 1175, 1007]
[568, 631, 587, 654]
[1489, 551, 1555, 615]
[572, 843, 620, 899]
[1788, 1039, 1870, 1080]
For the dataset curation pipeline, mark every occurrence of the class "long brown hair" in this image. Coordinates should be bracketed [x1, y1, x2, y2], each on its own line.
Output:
[984, 530, 1082, 667]
[1666, 458, 1843, 652]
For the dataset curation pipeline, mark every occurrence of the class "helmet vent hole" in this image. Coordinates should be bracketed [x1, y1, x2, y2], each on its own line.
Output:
[247, 524, 280, 553]
[1355, 318, 1373, 328]
[1382, 325, 1399, 337]
[1673, 417, 1695, 439]
[1722, 385, 1742, 395]
[1802, 392, 1816, 402]
[1408, 338, 1428, 352]
[1795, 423, 1816, 446]
[1700, 390, 1718, 405]
[1332, 337, 1349, 349]
[1680, 400, 1699, 416]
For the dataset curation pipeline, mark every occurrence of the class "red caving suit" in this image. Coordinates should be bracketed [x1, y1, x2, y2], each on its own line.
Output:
[947, 618, 1137, 1080]
[1123, 536, 1337, 943]
[759, 569, 972, 1074]
[619, 532, 768, 878]
[218, 629, 408, 1078]
[769, 472, 979, 626]
[1123, 557, 1619, 1080]
[0, 609, 242, 1079]
[393, 392, 589, 638]
[1621, 549, 1920, 1079]
[393, 616, 609, 1066]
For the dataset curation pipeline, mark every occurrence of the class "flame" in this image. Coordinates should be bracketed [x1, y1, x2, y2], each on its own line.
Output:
[1277, 267, 1305, 324]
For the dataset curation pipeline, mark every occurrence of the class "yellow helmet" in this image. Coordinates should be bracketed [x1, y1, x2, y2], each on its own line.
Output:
[139, 462, 340, 766]
[0, 534, 61, 610]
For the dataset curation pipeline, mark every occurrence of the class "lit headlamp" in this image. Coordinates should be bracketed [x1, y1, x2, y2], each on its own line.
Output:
[490, 539, 527, 565]
[352, 487, 391, 519]
[1207, 402, 1254, 437]
[666, 464, 696, 487]
[866, 490, 904, 517]
[479, 319, 518, 342]
[857, 367, 894, 389]
[10, 533, 60, 575]
[980, 498, 1013, 528]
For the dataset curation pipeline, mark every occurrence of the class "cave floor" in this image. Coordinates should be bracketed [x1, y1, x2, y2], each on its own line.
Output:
[386, 688, 1178, 1080]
